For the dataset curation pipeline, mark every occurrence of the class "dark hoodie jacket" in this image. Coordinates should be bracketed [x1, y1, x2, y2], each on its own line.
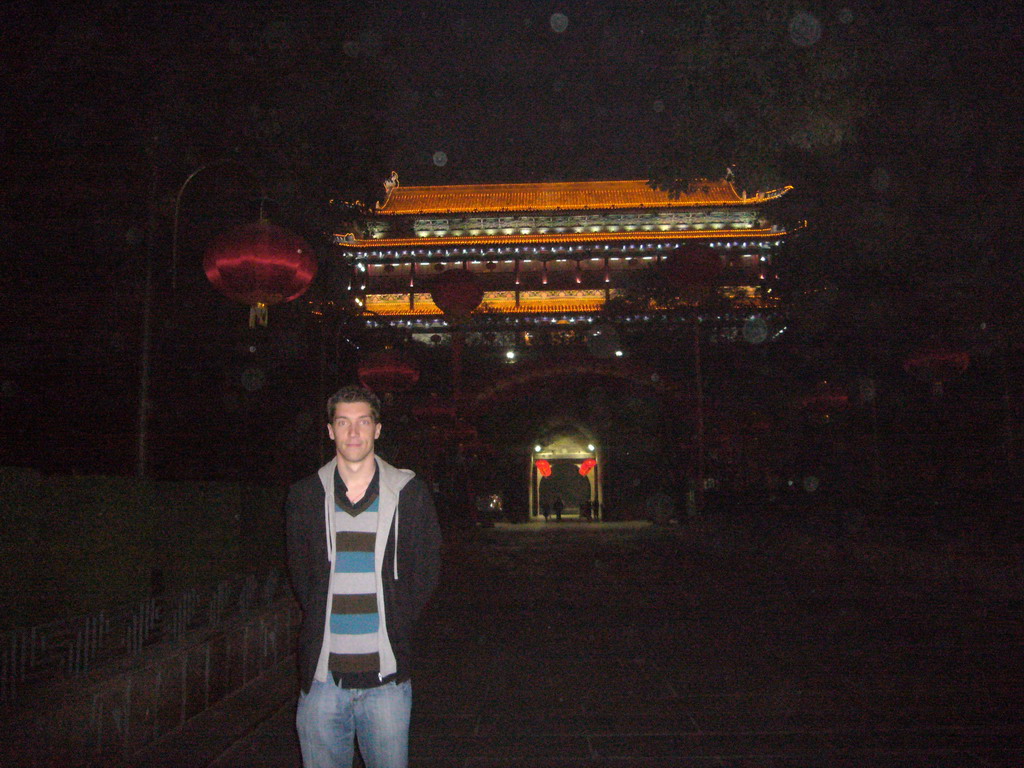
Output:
[285, 456, 441, 693]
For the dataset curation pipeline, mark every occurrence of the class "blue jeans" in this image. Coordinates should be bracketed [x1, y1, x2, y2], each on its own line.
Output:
[296, 678, 412, 768]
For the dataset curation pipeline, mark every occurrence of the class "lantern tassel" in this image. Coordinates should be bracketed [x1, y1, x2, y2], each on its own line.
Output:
[250, 303, 269, 328]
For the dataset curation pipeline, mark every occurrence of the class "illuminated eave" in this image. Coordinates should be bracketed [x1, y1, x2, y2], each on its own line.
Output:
[363, 286, 775, 318]
[365, 294, 607, 316]
[335, 227, 788, 250]
[373, 179, 793, 215]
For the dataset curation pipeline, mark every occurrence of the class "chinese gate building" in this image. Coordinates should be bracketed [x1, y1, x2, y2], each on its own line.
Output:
[334, 175, 794, 520]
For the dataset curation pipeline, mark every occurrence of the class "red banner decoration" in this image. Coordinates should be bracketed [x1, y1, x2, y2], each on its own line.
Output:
[535, 459, 552, 477]
[579, 458, 597, 476]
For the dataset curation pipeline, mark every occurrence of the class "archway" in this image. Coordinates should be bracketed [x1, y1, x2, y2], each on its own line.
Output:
[530, 424, 602, 520]
[465, 351, 692, 522]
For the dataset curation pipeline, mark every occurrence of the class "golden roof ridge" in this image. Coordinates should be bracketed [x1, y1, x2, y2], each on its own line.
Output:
[372, 177, 792, 215]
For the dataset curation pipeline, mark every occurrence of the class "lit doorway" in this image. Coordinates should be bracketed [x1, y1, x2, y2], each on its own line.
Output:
[529, 428, 602, 521]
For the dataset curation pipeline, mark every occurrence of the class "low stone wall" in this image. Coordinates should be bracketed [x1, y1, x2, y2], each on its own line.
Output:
[0, 466, 287, 630]
[0, 599, 299, 767]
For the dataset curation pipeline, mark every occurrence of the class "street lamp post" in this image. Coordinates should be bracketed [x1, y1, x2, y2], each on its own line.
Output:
[136, 160, 265, 478]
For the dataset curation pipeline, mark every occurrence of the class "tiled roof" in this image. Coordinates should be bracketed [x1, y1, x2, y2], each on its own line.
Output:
[374, 179, 791, 215]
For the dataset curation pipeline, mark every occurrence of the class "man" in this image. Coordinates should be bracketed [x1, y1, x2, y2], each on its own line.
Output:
[286, 385, 442, 768]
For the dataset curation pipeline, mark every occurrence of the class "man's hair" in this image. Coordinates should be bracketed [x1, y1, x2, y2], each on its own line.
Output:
[326, 385, 382, 423]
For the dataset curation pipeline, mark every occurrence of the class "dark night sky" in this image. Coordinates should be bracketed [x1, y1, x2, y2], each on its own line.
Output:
[1, 0, 1022, 478]
[2, 1, 1020, 215]
[5, 1, 1019, 195]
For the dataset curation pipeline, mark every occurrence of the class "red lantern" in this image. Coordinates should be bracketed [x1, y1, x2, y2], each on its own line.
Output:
[429, 269, 483, 318]
[204, 221, 316, 327]
[800, 382, 849, 420]
[412, 393, 456, 422]
[904, 349, 969, 396]
[535, 459, 552, 477]
[358, 349, 420, 395]
[451, 420, 478, 445]
[579, 458, 597, 476]
[660, 244, 722, 288]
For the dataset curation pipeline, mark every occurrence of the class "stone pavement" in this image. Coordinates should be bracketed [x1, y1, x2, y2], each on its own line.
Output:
[180, 520, 1021, 767]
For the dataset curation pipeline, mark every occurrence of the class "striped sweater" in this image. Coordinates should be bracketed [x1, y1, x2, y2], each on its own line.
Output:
[327, 467, 381, 681]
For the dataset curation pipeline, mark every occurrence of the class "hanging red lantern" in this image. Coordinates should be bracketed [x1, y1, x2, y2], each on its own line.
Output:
[451, 419, 478, 445]
[429, 269, 483, 318]
[358, 349, 420, 395]
[203, 221, 316, 327]
[800, 382, 849, 421]
[535, 459, 552, 477]
[903, 348, 969, 396]
[660, 244, 722, 288]
[412, 393, 456, 422]
[579, 458, 597, 476]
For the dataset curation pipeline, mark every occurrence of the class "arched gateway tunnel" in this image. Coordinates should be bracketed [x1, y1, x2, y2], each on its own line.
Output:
[361, 340, 700, 525]
[437, 353, 695, 523]
[530, 426, 600, 521]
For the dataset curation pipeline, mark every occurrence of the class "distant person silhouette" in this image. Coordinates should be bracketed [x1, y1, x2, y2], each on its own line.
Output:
[553, 497, 563, 521]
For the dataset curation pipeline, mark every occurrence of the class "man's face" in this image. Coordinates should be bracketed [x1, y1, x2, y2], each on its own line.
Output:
[328, 400, 381, 465]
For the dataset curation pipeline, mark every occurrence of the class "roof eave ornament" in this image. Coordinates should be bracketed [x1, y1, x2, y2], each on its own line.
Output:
[723, 165, 748, 199]
[377, 171, 400, 210]
[761, 185, 795, 201]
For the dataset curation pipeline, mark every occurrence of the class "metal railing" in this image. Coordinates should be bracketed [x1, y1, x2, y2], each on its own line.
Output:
[0, 569, 285, 704]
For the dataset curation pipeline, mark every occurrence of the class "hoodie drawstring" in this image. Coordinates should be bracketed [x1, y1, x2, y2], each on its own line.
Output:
[393, 505, 399, 580]
[325, 471, 335, 561]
